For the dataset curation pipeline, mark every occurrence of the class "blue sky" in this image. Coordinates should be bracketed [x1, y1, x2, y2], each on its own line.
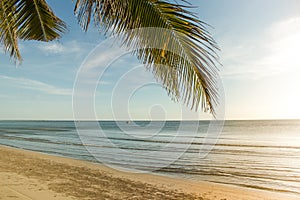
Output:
[1, 0, 300, 120]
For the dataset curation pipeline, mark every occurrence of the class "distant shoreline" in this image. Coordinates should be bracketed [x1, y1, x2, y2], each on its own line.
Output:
[1, 145, 299, 200]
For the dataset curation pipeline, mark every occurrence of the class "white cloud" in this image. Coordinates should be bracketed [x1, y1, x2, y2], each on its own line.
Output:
[0, 75, 72, 95]
[267, 17, 300, 70]
[98, 81, 111, 85]
[38, 43, 64, 54]
[37, 41, 85, 55]
[221, 17, 300, 80]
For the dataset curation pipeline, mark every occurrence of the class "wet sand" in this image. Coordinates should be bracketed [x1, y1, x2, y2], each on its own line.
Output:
[0, 145, 299, 200]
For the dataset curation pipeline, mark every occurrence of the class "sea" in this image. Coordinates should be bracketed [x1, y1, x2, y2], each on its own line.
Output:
[0, 120, 299, 196]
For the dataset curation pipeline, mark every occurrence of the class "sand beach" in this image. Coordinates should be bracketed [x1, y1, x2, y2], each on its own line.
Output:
[0, 145, 299, 200]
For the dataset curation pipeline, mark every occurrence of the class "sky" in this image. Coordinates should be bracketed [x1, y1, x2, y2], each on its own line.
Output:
[0, 0, 300, 120]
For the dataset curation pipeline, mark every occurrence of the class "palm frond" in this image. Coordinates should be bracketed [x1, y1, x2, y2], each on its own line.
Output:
[0, 0, 22, 62]
[74, 0, 220, 115]
[15, 0, 67, 41]
[0, 0, 66, 62]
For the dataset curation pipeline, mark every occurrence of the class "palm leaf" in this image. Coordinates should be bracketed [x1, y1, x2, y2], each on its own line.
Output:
[0, 0, 22, 62]
[15, 0, 67, 41]
[74, 0, 220, 115]
[0, 0, 66, 62]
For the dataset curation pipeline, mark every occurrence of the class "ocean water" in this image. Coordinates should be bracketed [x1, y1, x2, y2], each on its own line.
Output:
[0, 120, 300, 196]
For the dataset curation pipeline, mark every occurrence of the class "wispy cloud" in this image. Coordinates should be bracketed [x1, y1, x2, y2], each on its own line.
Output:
[0, 75, 72, 95]
[98, 81, 112, 85]
[37, 40, 86, 55]
[221, 17, 300, 80]
[0, 94, 10, 98]
[38, 43, 64, 54]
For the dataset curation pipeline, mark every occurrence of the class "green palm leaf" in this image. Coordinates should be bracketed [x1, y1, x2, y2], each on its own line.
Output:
[0, 0, 66, 62]
[0, 0, 22, 62]
[74, 0, 220, 115]
[15, 0, 67, 41]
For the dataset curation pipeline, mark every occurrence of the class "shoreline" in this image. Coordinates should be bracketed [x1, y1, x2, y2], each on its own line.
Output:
[0, 145, 299, 200]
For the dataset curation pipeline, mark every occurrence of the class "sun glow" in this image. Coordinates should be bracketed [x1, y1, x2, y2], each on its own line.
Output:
[275, 33, 300, 70]
[270, 18, 300, 118]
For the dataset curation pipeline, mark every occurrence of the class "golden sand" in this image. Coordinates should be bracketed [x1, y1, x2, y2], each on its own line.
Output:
[0, 145, 299, 200]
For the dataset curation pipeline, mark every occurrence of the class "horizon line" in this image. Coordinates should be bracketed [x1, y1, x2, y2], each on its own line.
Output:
[0, 118, 299, 121]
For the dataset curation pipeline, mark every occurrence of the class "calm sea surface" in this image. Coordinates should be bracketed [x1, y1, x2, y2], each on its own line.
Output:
[0, 120, 300, 196]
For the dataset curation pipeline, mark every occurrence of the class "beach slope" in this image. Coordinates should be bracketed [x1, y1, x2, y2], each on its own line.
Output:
[0, 145, 298, 200]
